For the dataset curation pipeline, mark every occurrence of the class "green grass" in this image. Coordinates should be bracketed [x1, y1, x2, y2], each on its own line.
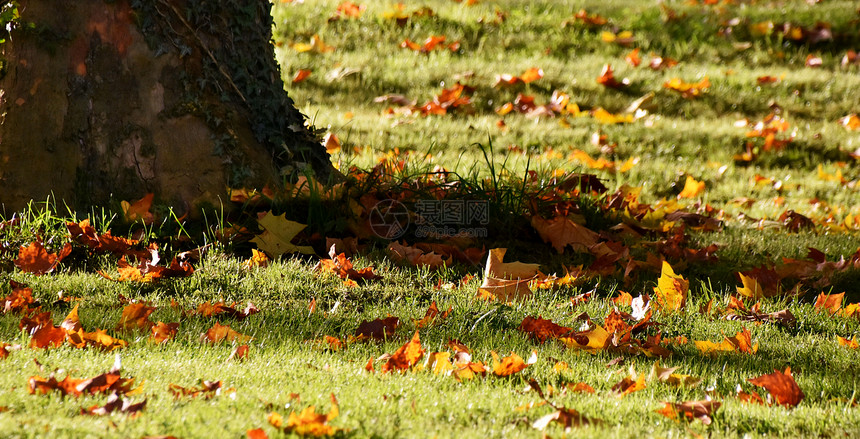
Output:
[2, 0, 860, 437]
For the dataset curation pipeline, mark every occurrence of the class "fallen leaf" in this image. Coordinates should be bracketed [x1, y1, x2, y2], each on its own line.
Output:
[15, 240, 72, 275]
[116, 303, 156, 332]
[381, 331, 425, 373]
[748, 367, 804, 407]
[677, 175, 705, 198]
[415, 301, 452, 328]
[611, 373, 646, 396]
[491, 351, 536, 377]
[292, 69, 312, 84]
[652, 261, 688, 313]
[354, 317, 400, 341]
[269, 393, 341, 436]
[518, 316, 572, 343]
[168, 380, 224, 399]
[655, 400, 720, 424]
[251, 211, 315, 257]
[694, 327, 758, 354]
[201, 322, 253, 343]
[814, 291, 844, 315]
[149, 322, 179, 344]
[530, 216, 599, 253]
[663, 77, 710, 98]
[81, 391, 146, 416]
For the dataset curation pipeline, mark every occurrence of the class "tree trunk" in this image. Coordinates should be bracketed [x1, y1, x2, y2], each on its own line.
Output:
[0, 0, 333, 214]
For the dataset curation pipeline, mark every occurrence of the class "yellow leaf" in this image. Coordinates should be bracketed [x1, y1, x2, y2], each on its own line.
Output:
[251, 211, 315, 257]
[652, 261, 688, 313]
[736, 273, 765, 299]
[678, 176, 705, 198]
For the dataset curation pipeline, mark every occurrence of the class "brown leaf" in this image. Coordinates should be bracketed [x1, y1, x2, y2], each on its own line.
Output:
[530, 216, 598, 253]
[229, 344, 250, 361]
[3, 283, 35, 313]
[748, 367, 804, 407]
[30, 325, 66, 349]
[81, 392, 146, 416]
[354, 317, 400, 341]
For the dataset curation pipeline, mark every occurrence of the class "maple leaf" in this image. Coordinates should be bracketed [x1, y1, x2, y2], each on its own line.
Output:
[529, 379, 602, 432]
[150, 322, 179, 344]
[414, 301, 451, 328]
[677, 175, 705, 198]
[83, 329, 129, 351]
[611, 373, 646, 396]
[354, 317, 400, 341]
[15, 240, 72, 275]
[748, 367, 804, 408]
[491, 350, 537, 377]
[201, 322, 253, 343]
[251, 211, 315, 257]
[30, 324, 66, 349]
[837, 336, 859, 349]
[387, 241, 449, 269]
[655, 400, 721, 425]
[291, 34, 335, 53]
[596, 64, 629, 89]
[530, 216, 598, 254]
[478, 248, 538, 301]
[196, 301, 260, 320]
[269, 393, 341, 436]
[694, 327, 758, 354]
[314, 247, 382, 284]
[244, 249, 270, 269]
[518, 316, 572, 343]
[381, 331, 425, 373]
[663, 77, 710, 98]
[813, 291, 844, 315]
[80, 392, 146, 417]
[116, 303, 156, 332]
[561, 323, 611, 352]
[168, 380, 225, 399]
[652, 261, 688, 313]
[2, 283, 35, 313]
[423, 352, 454, 375]
[121, 193, 155, 224]
[840, 114, 860, 130]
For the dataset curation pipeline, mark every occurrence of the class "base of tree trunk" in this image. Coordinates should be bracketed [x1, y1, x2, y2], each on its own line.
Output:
[0, 0, 332, 215]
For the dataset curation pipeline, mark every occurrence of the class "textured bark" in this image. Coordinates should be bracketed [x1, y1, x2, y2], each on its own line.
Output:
[0, 0, 332, 214]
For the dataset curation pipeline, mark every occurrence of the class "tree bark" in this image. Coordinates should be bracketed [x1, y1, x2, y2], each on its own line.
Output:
[0, 0, 333, 214]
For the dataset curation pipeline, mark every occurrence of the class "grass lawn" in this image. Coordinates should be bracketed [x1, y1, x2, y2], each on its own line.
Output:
[2, 0, 860, 437]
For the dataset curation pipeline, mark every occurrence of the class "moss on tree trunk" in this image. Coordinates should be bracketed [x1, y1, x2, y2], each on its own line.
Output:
[0, 0, 332, 214]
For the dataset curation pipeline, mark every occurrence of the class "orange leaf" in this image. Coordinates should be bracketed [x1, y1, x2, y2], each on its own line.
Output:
[748, 367, 804, 408]
[663, 77, 710, 98]
[625, 48, 641, 67]
[381, 331, 425, 373]
[121, 193, 155, 224]
[813, 291, 844, 315]
[837, 336, 859, 349]
[201, 322, 253, 343]
[15, 240, 71, 275]
[272, 393, 341, 436]
[613, 291, 633, 306]
[517, 316, 571, 343]
[596, 64, 629, 89]
[116, 303, 156, 332]
[415, 301, 451, 328]
[83, 329, 129, 351]
[839, 114, 860, 130]
[677, 175, 705, 198]
[30, 325, 66, 349]
[150, 322, 179, 344]
[292, 69, 312, 84]
[2, 283, 35, 313]
[655, 400, 721, 425]
[611, 373, 646, 396]
[519, 67, 544, 83]
[491, 351, 536, 377]
[247, 428, 268, 439]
